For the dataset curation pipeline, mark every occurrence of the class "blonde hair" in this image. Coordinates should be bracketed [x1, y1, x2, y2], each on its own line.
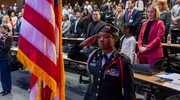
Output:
[2, 15, 10, 24]
[146, 4, 160, 20]
[156, 0, 169, 11]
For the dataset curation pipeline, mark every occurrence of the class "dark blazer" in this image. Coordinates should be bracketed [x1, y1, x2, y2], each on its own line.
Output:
[100, 4, 108, 13]
[16, 18, 22, 32]
[122, 9, 142, 36]
[73, 17, 87, 37]
[85, 20, 106, 47]
[159, 11, 171, 38]
[68, 44, 134, 100]
[0, 34, 12, 61]
[89, 14, 106, 23]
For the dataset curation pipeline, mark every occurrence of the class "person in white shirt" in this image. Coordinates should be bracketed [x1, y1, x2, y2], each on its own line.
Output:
[10, 12, 17, 30]
[84, 1, 93, 14]
[135, 0, 144, 11]
[62, 5, 71, 16]
[62, 14, 71, 37]
[120, 22, 137, 64]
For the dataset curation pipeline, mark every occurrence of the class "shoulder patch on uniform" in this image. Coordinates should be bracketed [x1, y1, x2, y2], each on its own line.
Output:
[118, 52, 131, 63]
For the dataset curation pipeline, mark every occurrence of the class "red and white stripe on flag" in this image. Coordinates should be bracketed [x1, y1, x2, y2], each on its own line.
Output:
[16, 0, 65, 100]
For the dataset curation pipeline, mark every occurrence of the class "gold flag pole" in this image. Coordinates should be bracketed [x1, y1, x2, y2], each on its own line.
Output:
[37, 78, 43, 100]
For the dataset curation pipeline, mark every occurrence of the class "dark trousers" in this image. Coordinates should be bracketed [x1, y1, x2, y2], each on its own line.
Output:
[0, 61, 12, 92]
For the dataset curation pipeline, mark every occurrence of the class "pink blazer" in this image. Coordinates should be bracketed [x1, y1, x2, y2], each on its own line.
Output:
[138, 20, 165, 58]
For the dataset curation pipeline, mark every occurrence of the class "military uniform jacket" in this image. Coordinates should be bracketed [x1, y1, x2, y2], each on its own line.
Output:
[68, 44, 134, 100]
[0, 33, 12, 61]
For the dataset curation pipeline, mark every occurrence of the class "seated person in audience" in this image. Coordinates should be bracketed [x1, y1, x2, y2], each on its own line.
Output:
[105, 6, 114, 23]
[62, 14, 71, 37]
[73, 11, 86, 38]
[157, 0, 171, 43]
[68, 23, 134, 100]
[83, 8, 90, 26]
[0, 15, 12, 36]
[138, 4, 164, 100]
[121, 22, 137, 64]
[170, 0, 180, 43]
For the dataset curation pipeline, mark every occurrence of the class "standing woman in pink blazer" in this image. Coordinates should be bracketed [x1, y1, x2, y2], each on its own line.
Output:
[138, 4, 165, 66]
[138, 4, 165, 100]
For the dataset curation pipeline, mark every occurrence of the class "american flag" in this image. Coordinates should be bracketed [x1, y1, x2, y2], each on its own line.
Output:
[16, 0, 65, 100]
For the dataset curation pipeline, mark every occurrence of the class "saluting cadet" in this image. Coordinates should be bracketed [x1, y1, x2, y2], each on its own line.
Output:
[0, 25, 13, 96]
[68, 23, 134, 100]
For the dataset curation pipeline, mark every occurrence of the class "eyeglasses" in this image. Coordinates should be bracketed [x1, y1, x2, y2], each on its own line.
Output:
[92, 14, 99, 16]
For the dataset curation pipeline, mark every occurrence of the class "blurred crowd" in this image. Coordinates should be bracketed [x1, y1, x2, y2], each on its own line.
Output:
[0, 3, 24, 36]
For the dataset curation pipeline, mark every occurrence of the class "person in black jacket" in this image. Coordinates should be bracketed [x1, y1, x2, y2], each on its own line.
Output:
[73, 11, 87, 38]
[86, 9, 106, 47]
[0, 25, 13, 96]
[68, 23, 134, 100]
[122, 0, 142, 40]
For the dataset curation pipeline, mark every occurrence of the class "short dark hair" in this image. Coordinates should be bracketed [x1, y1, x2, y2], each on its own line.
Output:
[76, 11, 82, 15]
[71, 9, 77, 13]
[128, 0, 135, 3]
[92, 9, 100, 15]
[122, 22, 134, 32]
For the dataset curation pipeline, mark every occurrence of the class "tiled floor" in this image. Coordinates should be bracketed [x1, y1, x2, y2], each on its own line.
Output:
[0, 82, 30, 100]
[0, 70, 143, 100]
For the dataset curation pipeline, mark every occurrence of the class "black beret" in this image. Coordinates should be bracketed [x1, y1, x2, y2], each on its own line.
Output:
[0, 24, 10, 32]
[99, 23, 119, 37]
